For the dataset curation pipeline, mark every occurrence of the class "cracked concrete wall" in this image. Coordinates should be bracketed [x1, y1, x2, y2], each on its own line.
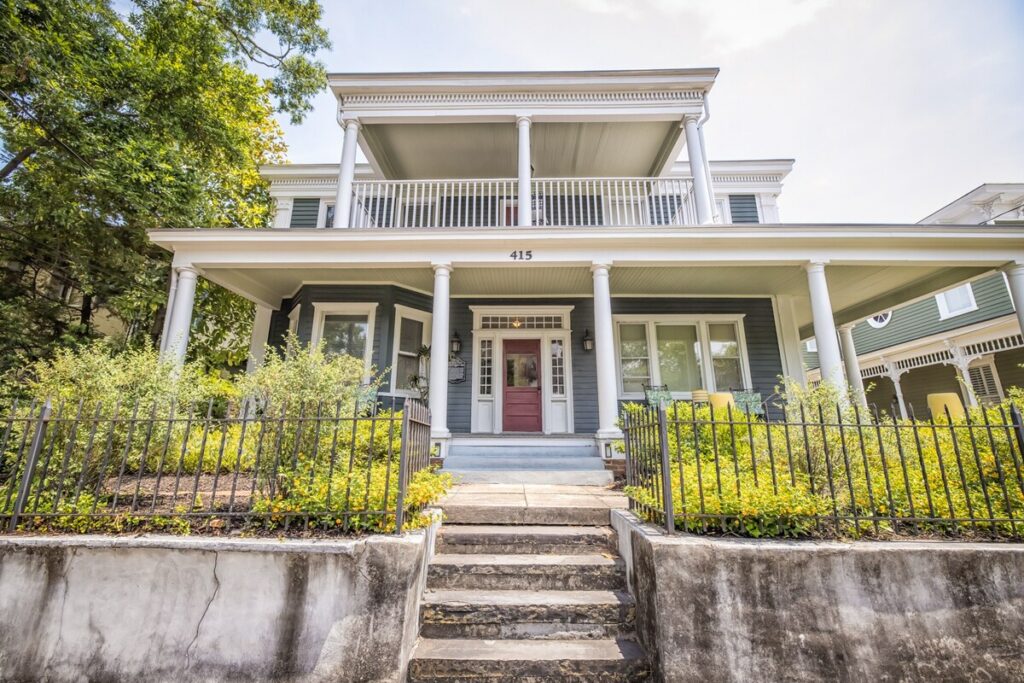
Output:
[0, 529, 436, 683]
[612, 510, 1024, 682]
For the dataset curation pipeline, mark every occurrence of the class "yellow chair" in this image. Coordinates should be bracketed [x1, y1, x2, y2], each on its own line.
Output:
[927, 393, 965, 420]
[691, 390, 709, 403]
[709, 392, 736, 411]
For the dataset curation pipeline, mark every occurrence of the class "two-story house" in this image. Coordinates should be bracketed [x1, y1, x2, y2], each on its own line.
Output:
[149, 69, 1024, 469]
[805, 183, 1024, 416]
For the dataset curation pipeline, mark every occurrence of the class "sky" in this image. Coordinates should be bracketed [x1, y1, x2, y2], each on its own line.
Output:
[276, 0, 1024, 224]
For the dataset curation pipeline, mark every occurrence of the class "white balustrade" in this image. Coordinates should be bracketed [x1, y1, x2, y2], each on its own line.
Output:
[344, 177, 696, 229]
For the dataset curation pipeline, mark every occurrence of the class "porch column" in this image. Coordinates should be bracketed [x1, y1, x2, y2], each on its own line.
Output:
[592, 263, 621, 439]
[429, 264, 452, 440]
[683, 114, 714, 225]
[775, 294, 807, 386]
[272, 197, 293, 229]
[158, 266, 178, 353]
[805, 261, 846, 391]
[946, 342, 979, 409]
[517, 116, 532, 227]
[162, 266, 198, 367]
[246, 304, 274, 374]
[838, 323, 867, 409]
[884, 360, 909, 419]
[333, 118, 360, 229]
[1005, 262, 1024, 334]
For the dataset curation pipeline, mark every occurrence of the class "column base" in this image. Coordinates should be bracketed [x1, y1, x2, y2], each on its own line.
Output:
[431, 430, 451, 458]
[596, 430, 624, 460]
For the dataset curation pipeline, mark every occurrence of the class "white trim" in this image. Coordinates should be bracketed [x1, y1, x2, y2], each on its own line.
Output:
[935, 283, 978, 320]
[612, 313, 751, 399]
[310, 302, 378, 380]
[867, 311, 893, 329]
[390, 304, 432, 396]
[287, 304, 301, 336]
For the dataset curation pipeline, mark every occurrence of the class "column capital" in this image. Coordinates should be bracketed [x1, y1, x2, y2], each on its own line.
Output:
[838, 322, 857, 333]
[174, 265, 200, 277]
[681, 113, 701, 126]
[342, 117, 361, 132]
[515, 115, 532, 128]
[803, 260, 830, 273]
[590, 262, 612, 275]
[432, 263, 453, 275]
[1002, 261, 1024, 274]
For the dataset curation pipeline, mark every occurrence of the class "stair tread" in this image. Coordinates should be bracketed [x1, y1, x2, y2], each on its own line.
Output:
[412, 637, 644, 662]
[440, 524, 612, 536]
[432, 553, 620, 566]
[424, 589, 633, 607]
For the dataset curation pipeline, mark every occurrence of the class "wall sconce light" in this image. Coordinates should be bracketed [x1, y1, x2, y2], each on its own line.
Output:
[450, 331, 462, 355]
[581, 329, 594, 352]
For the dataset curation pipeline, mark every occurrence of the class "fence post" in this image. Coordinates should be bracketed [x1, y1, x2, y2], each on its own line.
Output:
[1011, 405, 1024, 465]
[394, 399, 412, 535]
[9, 400, 51, 533]
[658, 405, 675, 534]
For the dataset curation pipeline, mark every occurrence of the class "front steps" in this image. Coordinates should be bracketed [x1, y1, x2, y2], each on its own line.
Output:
[408, 512, 649, 681]
[442, 440, 613, 486]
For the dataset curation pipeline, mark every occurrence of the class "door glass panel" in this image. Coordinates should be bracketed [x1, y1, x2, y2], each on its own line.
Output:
[506, 354, 539, 387]
[709, 323, 743, 391]
[618, 323, 650, 394]
[321, 315, 367, 359]
[656, 324, 703, 392]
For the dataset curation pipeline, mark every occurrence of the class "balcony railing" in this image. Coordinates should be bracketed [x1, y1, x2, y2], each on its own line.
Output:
[345, 177, 697, 229]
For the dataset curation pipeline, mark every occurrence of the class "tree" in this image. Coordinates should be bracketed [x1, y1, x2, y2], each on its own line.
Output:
[0, 0, 329, 375]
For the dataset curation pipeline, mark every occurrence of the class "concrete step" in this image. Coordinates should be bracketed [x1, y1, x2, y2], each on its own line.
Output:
[420, 589, 635, 641]
[442, 503, 613, 525]
[428, 553, 624, 591]
[443, 455, 608, 470]
[407, 638, 649, 681]
[447, 445, 600, 459]
[436, 525, 615, 555]
[446, 469, 614, 485]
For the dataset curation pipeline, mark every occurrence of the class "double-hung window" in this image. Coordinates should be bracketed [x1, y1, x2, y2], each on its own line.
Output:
[614, 316, 751, 397]
[391, 305, 432, 395]
[311, 303, 377, 380]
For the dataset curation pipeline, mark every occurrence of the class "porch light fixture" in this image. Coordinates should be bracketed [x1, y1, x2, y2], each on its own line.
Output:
[581, 329, 594, 352]
[450, 331, 462, 355]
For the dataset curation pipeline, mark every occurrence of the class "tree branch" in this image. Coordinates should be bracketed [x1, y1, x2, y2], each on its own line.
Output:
[0, 146, 36, 180]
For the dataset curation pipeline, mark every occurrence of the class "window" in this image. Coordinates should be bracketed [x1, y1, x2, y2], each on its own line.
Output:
[391, 305, 431, 395]
[935, 283, 977, 319]
[804, 338, 817, 352]
[615, 317, 750, 396]
[324, 203, 336, 228]
[479, 339, 494, 396]
[867, 311, 892, 329]
[311, 303, 377, 378]
[967, 359, 1002, 405]
[550, 339, 566, 396]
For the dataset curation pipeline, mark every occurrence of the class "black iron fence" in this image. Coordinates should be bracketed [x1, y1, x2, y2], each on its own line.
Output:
[1, 397, 433, 535]
[622, 401, 1024, 539]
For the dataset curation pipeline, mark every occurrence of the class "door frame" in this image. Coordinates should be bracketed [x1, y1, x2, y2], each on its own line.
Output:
[469, 305, 575, 435]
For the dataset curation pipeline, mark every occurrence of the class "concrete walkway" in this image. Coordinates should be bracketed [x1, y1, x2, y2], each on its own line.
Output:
[439, 484, 628, 525]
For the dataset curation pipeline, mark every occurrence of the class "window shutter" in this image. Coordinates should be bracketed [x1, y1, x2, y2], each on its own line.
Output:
[967, 364, 999, 402]
[289, 198, 321, 228]
[728, 195, 760, 223]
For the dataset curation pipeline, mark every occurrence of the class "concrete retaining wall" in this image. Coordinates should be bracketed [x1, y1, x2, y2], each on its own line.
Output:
[0, 524, 438, 682]
[612, 510, 1024, 682]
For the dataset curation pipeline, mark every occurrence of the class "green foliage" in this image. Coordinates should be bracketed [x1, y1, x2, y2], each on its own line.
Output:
[624, 384, 1024, 540]
[0, 0, 329, 374]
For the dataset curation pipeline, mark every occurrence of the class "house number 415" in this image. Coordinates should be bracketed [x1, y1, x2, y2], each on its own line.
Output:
[509, 250, 533, 261]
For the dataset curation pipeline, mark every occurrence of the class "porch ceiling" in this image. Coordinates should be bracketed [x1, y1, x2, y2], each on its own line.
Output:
[197, 262, 992, 336]
[361, 120, 681, 179]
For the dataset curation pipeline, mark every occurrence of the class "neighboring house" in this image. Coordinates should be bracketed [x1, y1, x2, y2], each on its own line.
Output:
[149, 69, 1024, 455]
[805, 183, 1024, 416]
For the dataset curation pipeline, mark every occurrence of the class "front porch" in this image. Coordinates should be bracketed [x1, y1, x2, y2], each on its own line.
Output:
[148, 223, 1024, 453]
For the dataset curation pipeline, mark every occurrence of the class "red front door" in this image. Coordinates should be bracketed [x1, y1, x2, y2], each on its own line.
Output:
[503, 339, 542, 432]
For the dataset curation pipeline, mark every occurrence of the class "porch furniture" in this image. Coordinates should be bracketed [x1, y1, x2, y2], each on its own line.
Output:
[690, 389, 710, 403]
[928, 392, 965, 420]
[709, 392, 736, 410]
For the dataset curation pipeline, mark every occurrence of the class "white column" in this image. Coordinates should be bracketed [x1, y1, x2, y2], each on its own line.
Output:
[592, 263, 621, 439]
[946, 343, 979, 409]
[1005, 262, 1024, 334]
[683, 115, 714, 225]
[246, 304, 274, 374]
[428, 264, 452, 440]
[774, 294, 807, 387]
[884, 361, 909, 419]
[333, 118, 361, 229]
[158, 266, 178, 353]
[516, 116, 532, 227]
[162, 266, 199, 367]
[272, 197, 293, 229]
[839, 324, 867, 409]
[805, 262, 846, 390]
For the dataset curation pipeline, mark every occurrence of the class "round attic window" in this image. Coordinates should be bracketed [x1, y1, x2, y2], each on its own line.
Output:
[867, 311, 892, 329]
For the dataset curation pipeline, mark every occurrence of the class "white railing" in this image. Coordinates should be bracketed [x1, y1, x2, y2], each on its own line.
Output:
[345, 177, 696, 229]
